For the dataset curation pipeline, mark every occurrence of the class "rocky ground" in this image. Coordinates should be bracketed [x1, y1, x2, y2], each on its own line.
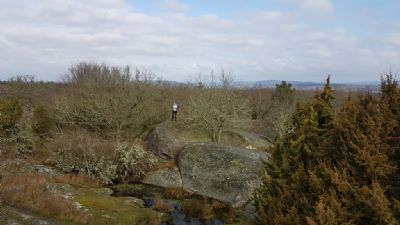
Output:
[1, 122, 271, 225]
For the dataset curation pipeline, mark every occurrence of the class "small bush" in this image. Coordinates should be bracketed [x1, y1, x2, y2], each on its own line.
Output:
[49, 131, 158, 184]
[13, 118, 34, 155]
[114, 142, 159, 183]
[32, 104, 53, 137]
[48, 131, 116, 184]
[0, 98, 22, 132]
[0, 173, 89, 224]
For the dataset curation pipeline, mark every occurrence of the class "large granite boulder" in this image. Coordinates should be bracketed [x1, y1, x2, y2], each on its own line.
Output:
[178, 143, 268, 208]
[142, 167, 183, 189]
[220, 130, 272, 150]
[146, 122, 210, 159]
[146, 122, 271, 159]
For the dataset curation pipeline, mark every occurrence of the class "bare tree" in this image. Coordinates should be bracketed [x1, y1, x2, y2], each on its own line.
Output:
[54, 62, 165, 138]
[182, 71, 250, 143]
[264, 81, 296, 140]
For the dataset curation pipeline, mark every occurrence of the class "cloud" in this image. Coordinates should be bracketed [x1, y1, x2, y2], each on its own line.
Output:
[301, 0, 333, 12]
[283, 0, 334, 13]
[162, 0, 191, 12]
[0, 0, 398, 82]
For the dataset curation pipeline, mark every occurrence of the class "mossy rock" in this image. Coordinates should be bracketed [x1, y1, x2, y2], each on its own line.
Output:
[0, 184, 166, 225]
[76, 188, 164, 225]
[142, 167, 183, 189]
[0, 204, 74, 225]
[146, 121, 210, 159]
[146, 122, 271, 159]
[178, 143, 268, 208]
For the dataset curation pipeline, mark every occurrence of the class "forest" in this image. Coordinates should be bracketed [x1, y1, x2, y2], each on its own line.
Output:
[0, 62, 399, 225]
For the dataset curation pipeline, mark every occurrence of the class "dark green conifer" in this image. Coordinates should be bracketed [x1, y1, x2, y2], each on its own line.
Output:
[255, 76, 334, 225]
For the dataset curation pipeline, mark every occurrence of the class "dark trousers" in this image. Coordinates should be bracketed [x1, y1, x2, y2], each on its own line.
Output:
[172, 111, 177, 121]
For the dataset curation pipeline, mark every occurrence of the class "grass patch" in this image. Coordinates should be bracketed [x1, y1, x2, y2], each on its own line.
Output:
[50, 174, 101, 188]
[0, 173, 89, 224]
[76, 188, 165, 225]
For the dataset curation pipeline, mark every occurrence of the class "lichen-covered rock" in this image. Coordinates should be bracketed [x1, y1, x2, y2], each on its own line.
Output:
[146, 122, 210, 159]
[142, 167, 183, 189]
[119, 197, 145, 207]
[45, 183, 77, 200]
[178, 143, 268, 208]
[221, 130, 272, 150]
[33, 165, 61, 177]
[146, 122, 271, 159]
[90, 187, 113, 196]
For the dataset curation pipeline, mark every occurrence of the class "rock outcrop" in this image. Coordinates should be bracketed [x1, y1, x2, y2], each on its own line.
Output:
[178, 143, 267, 208]
[146, 122, 271, 159]
[142, 167, 183, 189]
[146, 122, 210, 159]
[144, 142, 268, 208]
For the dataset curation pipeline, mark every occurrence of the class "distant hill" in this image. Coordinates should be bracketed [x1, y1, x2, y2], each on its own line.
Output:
[233, 80, 380, 91]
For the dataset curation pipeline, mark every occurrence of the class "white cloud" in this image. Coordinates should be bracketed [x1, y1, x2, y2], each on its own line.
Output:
[282, 0, 334, 13]
[0, 0, 398, 82]
[162, 0, 191, 12]
[301, 0, 333, 12]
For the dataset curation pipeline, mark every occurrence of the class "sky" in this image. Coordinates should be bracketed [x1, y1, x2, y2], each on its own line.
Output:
[0, 0, 399, 82]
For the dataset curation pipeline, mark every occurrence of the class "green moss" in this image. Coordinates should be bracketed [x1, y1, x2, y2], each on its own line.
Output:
[77, 188, 163, 225]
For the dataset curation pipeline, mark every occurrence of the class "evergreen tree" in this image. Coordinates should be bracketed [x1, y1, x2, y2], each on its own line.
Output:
[309, 93, 398, 225]
[255, 75, 400, 225]
[380, 73, 400, 218]
[255, 76, 334, 225]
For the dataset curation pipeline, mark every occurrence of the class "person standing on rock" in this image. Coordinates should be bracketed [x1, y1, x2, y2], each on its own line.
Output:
[172, 102, 178, 121]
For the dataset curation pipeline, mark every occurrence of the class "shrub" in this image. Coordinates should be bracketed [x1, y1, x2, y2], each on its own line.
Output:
[49, 131, 158, 184]
[114, 142, 159, 183]
[0, 98, 22, 132]
[13, 118, 34, 155]
[32, 104, 53, 137]
[48, 131, 116, 184]
[54, 62, 167, 138]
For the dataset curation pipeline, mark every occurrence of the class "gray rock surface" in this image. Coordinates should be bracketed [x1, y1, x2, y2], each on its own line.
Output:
[146, 122, 210, 159]
[45, 183, 76, 200]
[119, 197, 145, 207]
[91, 187, 113, 196]
[178, 143, 267, 208]
[221, 130, 272, 150]
[142, 167, 183, 189]
[33, 165, 61, 177]
[146, 122, 271, 159]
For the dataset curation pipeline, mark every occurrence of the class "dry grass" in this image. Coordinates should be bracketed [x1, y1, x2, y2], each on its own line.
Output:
[211, 199, 227, 209]
[0, 173, 89, 224]
[151, 160, 176, 172]
[152, 197, 173, 213]
[50, 174, 101, 188]
[164, 187, 192, 200]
